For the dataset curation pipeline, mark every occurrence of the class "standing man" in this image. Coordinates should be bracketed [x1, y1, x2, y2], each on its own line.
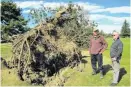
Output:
[110, 32, 123, 86]
[89, 29, 108, 79]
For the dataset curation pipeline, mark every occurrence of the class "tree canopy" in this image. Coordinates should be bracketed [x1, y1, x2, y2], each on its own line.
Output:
[121, 20, 130, 37]
[1, 1, 29, 41]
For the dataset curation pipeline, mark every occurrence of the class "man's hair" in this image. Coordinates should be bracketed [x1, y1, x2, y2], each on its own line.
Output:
[93, 29, 99, 32]
[113, 32, 119, 35]
[113, 32, 120, 38]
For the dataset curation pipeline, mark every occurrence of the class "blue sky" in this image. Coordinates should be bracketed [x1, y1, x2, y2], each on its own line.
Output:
[13, 0, 130, 33]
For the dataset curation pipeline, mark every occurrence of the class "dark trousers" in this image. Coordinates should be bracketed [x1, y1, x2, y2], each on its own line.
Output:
[91, 54, 103, 72]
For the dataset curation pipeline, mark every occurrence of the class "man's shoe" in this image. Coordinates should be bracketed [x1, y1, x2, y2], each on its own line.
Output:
[92, 72, 97, 75]
[100, 73, 103, 79]
[110, 83, 117, 86]
[100, 71, 103, 79]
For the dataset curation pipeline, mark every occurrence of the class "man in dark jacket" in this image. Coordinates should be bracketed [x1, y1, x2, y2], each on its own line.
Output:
[110, 32, 123, 86]
[89, 29, 108, 79]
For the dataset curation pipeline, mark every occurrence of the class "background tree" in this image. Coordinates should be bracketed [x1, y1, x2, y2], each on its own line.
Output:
[1, 1, 29, 41]
[99, 30, 105, 36]
[121, 20, 130, 37]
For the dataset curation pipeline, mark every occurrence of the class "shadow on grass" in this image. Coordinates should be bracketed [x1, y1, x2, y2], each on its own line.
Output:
[80, 55, 89, 68]
[81, 59, 88, 63]
[118, 68, 127, 83]
[81, 59, 88, 68]
[81, 56, 90, 58]
[103, 64, 112, 75]
[102, 65, 127, 83]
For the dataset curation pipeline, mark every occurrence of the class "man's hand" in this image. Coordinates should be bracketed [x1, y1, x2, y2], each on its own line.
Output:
[99, 51, 103, 54]
[112, 57, 116, 61]
[89, 51, 91, 55]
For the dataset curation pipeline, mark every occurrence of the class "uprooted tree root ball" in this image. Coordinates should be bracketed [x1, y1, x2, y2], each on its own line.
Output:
[7, 5, 84, 86]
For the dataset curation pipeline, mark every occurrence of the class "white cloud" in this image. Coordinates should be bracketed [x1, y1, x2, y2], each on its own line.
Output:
[15, 1, 67, 9]
[15, 1, 102, 11]
[91, 6, 130, 13]
[74, 2, 102, 11]
[89, 14, 130, 33]
[15, 1, 130, 14]
[98, 25, 122, 33]
[43, 2, 68, 8]
[22, 10, 31, 13]
[15, 1, 44, 9]
[90, 14, 129, 24]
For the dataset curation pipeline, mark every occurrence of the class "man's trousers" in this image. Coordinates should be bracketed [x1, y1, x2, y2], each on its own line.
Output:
[91, 54, 103, 72]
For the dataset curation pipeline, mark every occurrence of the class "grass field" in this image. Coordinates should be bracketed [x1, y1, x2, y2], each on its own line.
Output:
[0, 38, 130, 86]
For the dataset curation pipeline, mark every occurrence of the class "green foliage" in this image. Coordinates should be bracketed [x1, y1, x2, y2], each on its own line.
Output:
[104, 33, 112, 38]
[121, 20, 130, 37]
[1, 1, 29, 41]
[99, 30, 111, 38]
[30, 8, 48, 24]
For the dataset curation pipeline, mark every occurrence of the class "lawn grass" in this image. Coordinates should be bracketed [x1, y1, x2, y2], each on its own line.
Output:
[0, 38, 130, 86]
[0, 43, 32, 86]
[1, 43, 12, 61]
[64, 38, 130, 86]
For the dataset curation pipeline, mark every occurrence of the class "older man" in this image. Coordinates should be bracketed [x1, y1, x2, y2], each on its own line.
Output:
[110, 32, 123, 86]
[89, 29, 108, 79]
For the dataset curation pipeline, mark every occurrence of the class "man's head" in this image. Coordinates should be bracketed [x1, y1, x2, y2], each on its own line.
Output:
[93, 28, 99, 36]
[112, 32, 120, 40]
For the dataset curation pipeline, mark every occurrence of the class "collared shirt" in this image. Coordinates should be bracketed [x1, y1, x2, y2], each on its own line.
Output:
[89, 35, 108, 54]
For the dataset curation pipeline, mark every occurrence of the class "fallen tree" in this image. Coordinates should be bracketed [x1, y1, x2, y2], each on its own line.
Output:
[6, 4, 83, 86]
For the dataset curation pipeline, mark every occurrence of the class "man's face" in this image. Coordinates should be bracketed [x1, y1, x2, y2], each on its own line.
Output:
[93, 31, 98, 36]
[112, 33, 119, 40]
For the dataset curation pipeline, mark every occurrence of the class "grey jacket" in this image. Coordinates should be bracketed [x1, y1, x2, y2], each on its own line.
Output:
[110, 38, 123, 60]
